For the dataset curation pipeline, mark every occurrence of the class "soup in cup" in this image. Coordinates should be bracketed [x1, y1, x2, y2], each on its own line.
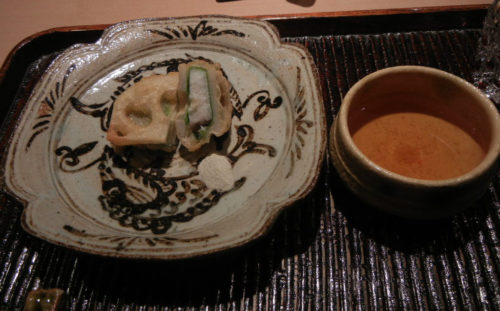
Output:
[329, 66, 500, 219]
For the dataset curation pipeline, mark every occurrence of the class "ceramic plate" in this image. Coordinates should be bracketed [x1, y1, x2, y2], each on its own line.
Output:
[4, 16, 326, 259]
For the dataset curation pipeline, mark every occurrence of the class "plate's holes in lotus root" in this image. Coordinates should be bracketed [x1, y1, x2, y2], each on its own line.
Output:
[161, 93, 175, 117]
[126, 108, 152, 126]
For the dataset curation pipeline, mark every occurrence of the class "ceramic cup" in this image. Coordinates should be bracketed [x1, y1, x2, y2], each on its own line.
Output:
[329, 66, 500, 219]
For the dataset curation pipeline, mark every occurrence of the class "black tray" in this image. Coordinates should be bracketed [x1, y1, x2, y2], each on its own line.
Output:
[1, 9, 499, 310]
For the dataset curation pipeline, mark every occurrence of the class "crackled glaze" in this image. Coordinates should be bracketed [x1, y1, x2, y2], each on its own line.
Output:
[5, 16, 325, 259]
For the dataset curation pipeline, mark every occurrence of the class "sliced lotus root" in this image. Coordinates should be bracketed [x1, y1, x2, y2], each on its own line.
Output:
[107, 73, 179, 151]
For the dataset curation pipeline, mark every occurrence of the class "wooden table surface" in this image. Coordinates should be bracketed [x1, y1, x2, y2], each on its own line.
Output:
[0, 0, 491, 68]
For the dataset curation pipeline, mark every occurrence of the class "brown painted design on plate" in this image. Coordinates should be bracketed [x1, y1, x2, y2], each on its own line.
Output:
[148, 20, 246, 41]
[26, 65, 76, 150]
[63, 225, 218, 250]
[287, 67, 313, 178]
[52, 56, 280, 239]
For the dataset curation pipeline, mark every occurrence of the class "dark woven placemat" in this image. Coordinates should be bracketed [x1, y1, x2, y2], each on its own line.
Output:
[1, 27, 499, 310]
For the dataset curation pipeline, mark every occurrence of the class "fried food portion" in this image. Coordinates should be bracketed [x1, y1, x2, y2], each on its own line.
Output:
[107, 60, 232, 152]
[107, 74, 178, 151]
[175, 60, 232, 152]
[23, 288, 66, 311]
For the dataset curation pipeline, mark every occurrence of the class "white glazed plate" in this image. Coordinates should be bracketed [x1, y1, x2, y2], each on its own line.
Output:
[5, 16, 326, 259]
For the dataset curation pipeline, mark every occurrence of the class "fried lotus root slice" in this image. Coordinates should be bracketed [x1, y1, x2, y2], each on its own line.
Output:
[107, 74, 179, 151]
[175, 60, 232, 152]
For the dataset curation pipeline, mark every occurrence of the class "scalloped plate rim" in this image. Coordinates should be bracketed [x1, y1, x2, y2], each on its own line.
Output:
[4, 15, 326, 259]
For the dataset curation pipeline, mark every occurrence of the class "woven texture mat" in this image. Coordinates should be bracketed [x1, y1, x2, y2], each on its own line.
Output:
[1, 28, 499, 310]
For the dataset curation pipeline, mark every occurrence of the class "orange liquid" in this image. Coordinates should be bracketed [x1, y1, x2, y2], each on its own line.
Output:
[351, 111, 486, 180]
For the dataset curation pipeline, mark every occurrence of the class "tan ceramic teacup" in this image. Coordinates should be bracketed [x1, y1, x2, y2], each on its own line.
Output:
[329, 66, 500, 219]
